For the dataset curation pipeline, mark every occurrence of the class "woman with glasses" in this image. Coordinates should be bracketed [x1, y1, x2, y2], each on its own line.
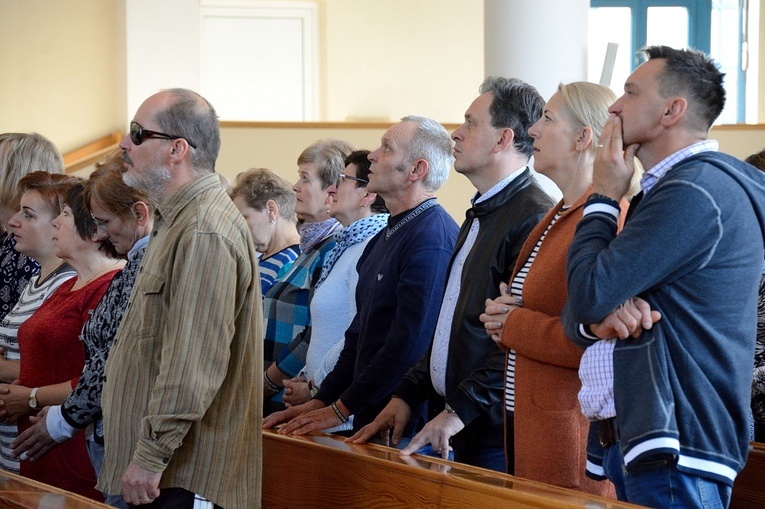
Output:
[280, 150, 388, 433]
[0, 133, 64, 322]
[257, 139, 353, 415]
[2, 180, 123, 500]
[0, 172, 79, 474]
[12, 152, 153, 508]
[230, 168, 301, 297]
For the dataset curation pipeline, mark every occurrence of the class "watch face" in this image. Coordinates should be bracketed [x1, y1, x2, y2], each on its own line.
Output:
[28, 398, 37, 409]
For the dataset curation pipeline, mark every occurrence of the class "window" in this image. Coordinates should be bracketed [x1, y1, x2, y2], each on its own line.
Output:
[589, 0, 744, 123]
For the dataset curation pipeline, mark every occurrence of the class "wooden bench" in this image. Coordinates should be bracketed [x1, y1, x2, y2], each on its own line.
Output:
[263, 429, 642, 508]
[731, 441, 765, 508]
[0, 470, 110, 508]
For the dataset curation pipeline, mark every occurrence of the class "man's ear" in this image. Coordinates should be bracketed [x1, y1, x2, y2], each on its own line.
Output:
[410, 159, 429, 182]
[660, 97, 688, 127]
[496, 128, 515, 152]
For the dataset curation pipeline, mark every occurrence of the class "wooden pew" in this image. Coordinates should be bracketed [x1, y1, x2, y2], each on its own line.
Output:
[0, 470, 110, 508]
[263, 429, 641, 508]
[731, 441, 765, 508]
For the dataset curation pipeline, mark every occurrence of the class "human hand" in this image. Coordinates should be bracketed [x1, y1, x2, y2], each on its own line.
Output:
[262, 398, 324, 429]
[279, 400, 346, 436]
[593, 114, 640, 201]
[479, 283, 521, 345]
[347, 396, 412, 447]
[11, 406, 57, 461]
[0, 383, 32, 423]
[400, 410, 464, 460]
[121, 461, 161, 505]
[590, 297, 662, 340]
[283, 378, 310, 407]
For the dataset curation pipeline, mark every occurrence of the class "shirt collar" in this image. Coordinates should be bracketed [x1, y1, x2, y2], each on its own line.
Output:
[472, 165, 527, 205]
[641, 140, 719, 194]
[128, 235, 150, 259]
[155, 173, 221, 226]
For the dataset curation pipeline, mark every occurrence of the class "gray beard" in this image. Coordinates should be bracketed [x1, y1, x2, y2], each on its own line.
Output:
[123, 162, 171, 203]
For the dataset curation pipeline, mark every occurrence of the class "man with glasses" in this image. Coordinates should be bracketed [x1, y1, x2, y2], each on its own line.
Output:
[348, 78, 554, 472]
[98, 89, 262, 509]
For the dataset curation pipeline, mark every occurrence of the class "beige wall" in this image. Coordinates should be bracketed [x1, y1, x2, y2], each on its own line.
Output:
[321, 0, 484, 123]
[217, 122, 765, 223]
[0, 0, 120, 153]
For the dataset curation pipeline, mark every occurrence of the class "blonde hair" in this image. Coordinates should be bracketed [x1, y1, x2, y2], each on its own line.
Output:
[0, 132, 64, 212]
[558, 82, 642, 197]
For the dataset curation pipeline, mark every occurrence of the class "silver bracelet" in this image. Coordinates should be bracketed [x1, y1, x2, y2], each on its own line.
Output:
[263, 371, 280, 393]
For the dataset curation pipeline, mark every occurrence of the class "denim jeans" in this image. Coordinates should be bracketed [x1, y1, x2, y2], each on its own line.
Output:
[603, 443, 732, 508]
[87, 440, 129, 509]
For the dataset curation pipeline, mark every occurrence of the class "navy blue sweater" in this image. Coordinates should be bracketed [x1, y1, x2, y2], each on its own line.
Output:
[315, 200, 458, 432]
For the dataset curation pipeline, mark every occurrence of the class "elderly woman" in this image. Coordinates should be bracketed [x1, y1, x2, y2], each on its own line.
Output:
[481, 82, 636, 495]
[3, 181, 123, 500]
[230, 168, 300, 297]
[0, 133, 64, 321]
[260, 139, 353, 414]
[281, 150, 388, 433]
[0, 172, 79, 473]
[12, 153, 153, 508]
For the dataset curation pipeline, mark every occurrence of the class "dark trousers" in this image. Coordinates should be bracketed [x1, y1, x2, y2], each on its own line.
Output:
[504, 409, 515, 475]
[127, 488, 222, 509]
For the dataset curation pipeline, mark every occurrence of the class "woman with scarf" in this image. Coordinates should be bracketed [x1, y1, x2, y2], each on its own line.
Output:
[281, 150, 388, 433]
[256, 139, 353, 414]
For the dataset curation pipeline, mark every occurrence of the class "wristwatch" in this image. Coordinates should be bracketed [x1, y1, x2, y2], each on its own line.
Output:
[28, 387, 39, 409]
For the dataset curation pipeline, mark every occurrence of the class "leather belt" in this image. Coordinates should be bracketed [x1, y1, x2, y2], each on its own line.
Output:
[597, 417, 618, 448]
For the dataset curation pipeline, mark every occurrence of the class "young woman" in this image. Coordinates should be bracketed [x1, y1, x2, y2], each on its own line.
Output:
[0, 172, 79, 473]
[0, 133, 64, 321]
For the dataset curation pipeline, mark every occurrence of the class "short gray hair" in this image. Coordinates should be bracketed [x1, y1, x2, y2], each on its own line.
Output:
[155, 88, 220, 175]
[400, 115, 453, 192]
[297, 138, 355, 189]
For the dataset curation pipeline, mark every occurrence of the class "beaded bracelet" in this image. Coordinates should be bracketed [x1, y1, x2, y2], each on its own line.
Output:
[331, 401, 349, 423]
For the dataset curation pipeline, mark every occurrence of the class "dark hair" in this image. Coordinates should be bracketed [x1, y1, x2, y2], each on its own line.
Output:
[344, 150, 387, 214]
[64, 182, 119, 257]
[746, 149, 765, 172]
[229, 168, 297, 222]
[84, 151, 155, 223]
[479, 77, 545, 158]
[640, 45, 726, 129]
[18, 172, 80, 218]
[155, 88, 220, 174]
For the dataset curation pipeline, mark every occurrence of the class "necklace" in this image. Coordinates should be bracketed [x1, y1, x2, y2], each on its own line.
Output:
[385, 198, 437, 240]
[76, 259, 122, 288]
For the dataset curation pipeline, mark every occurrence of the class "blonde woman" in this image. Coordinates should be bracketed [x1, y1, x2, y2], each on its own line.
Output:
[481, 82, 636, 494]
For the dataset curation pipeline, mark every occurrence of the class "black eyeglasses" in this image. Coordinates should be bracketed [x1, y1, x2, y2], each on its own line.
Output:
[130, 121, 197, 149]
[339, 173, 368, 185]
[90, 204, 131, 230]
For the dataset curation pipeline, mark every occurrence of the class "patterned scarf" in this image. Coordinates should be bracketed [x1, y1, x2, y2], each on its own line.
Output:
[316, 213, 389, 288]
[299, 217, 340, 253]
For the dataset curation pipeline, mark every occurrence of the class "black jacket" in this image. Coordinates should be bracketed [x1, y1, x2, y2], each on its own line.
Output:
[395, 168, 554, 452]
